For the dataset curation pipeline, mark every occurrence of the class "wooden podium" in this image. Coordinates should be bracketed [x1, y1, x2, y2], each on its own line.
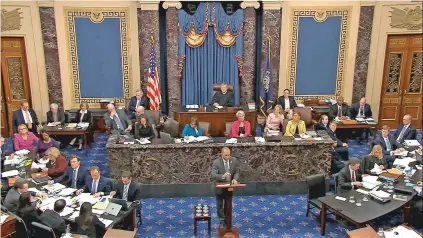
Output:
[216, 183, 246, 238]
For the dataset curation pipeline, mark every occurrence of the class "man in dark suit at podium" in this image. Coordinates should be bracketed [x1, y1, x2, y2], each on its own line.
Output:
[212, 147, 240, 229]
[209, 83, 234, 107]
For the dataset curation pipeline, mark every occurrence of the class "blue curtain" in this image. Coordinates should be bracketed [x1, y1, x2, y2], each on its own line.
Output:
[178, 2, 243, 106]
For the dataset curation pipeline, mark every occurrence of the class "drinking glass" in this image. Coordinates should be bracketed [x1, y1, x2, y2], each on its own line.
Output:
[388, 182, 394, 189]
[377, 227, 384, 237]
[355, 198, 362, 207]
[349, 196, 355, 203]
[363, 195, 369, 202]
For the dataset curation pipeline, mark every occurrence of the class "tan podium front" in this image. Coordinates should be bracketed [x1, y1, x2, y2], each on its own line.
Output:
[216, 182, 246, 238]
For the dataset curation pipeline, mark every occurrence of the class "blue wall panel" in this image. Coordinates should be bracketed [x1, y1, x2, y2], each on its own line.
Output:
[295, 16, 341, 95]
[75, 18, 123, 98]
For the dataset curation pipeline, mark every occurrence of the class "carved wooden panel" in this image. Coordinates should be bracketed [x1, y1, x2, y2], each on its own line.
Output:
[386, 53, 403, 93]
[407, 52, 422, 93]
[5, 56, 25, 100]
[404, 106, 420, 120]
[381, 106, 398, 121]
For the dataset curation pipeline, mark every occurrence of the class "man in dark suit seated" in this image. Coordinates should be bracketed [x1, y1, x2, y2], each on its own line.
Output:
[327, 121, 349, 174]
[337, 157, 363, 192]
[39, 199, 67, 237]
[393, 114, 417, 143]
[127, 90, 149, 120]
[272, 89, 297, 118]
[349, 97, 373, 143]
[410, 181, 422, 228]
[209, 83, 234, 107]
[3, 178, 47, 212]
[46, 103, 66, 126]
[12, 101, 42, 134]
[373, 125, 404, 168]
[49, 155, 88, 189]
[329, 96, 350, 120]
[211, 147, 240, 229]
[104, 103, 132, 136]
[76, 166, 111, 197]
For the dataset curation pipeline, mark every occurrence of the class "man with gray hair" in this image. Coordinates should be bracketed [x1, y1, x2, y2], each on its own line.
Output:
[337, 157, 363, 192]
[3, 178, 47, 212]
[104, 103, 132, 136]
[209, 83, 234, 107]
[127, 89, 150, 119]
[394, 114, 417, 143]
[46, 103, 65, 126]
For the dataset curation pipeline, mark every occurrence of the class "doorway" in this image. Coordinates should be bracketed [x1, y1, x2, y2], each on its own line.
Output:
[378, 34, 422, 130]
[1, 37, 32, 137]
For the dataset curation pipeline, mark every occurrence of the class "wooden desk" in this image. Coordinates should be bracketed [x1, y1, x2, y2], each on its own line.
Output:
[8, 171, 48, 187]
[43, 124, 90, 154]
[347, 226, 378, 238]
[103, 228, 137, 238]
[336, 120, 377, 140]
[174, 108, 256, 137]
[1, 215, 16, 238]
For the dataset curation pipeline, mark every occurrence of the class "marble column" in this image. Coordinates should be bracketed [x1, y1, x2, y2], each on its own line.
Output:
[138, 8, 160, 93]
[39, 7, 63, 107]
[163, 2, 182, 117]
[240, 4, 258, 105]
[352, 6, 374, 103]
[262, 7, 282, 101]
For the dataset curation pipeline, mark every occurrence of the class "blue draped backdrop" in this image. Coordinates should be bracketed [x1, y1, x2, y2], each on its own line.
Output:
[178, 2, 243, 106]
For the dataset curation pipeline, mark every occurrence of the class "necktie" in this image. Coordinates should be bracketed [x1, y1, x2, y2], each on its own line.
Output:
[224, 161, 230, 172]
[385, 138, 392, 151]
[80, 112, 84, 122]
[136, 99, 140, 108]
[92, 180, 97, 193]
[25, 111, 32, 129]
[114, 114, 124, 130]
[123, 185, 129, 201]
[72, 170, 77, 188]
[397, 125, 407, 141]
[53, 113, 58, 122]
[352, 171, 356, 182]
[337, 106, 342, 117]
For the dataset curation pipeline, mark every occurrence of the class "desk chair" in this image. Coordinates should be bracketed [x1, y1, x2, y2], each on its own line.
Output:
[163, 118, 179, 137]
[31, 222, 57, 238]
[224, 122, 232, 137]
[199, 122, 211, 136]
[14, 214, 29, 238]
[212, 83, 234, 95]
[332, 173, 339, 194]
[305, 174, 332, 218]
[293, 107, 316, 129]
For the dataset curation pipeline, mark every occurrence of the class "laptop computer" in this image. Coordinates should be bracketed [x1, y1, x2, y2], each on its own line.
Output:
[109, 198, 133, 210]
[105, 203, 122, 216]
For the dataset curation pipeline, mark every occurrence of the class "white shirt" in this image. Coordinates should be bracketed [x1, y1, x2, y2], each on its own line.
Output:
[21, 109, 33, 123]
[79, 110, 87, 123]
[284, 98, 290, 110]
[123, 181, 132, 200]
[349, 167, 356, 186]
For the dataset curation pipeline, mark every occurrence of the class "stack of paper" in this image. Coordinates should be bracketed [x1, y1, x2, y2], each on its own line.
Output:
[384, 225, 421, 238]
[59, 206, 74, 217]
[394, 150, 408, 156]
[255, 137, 265, 143]
[195, 136, 210, 142]
[58, 188, 77, 196]
[362, 175, 380, 189]
[135, 139, 151, 144]
[42, 183, 66, 193]
[225, 138, 237, 144]
[77, 122, 89, 128]
[4, 158, 19, 165]
[47, 123, 56, 127]
[99, 218, 113, 228]
[404, 140, 421, 146]
[28, 187, 40, 194]
[370, 190, 391, 198]
[14, 150, 30, 155]
[0, 214, 9, 224]
[370, 164, 383, 175]
[31, 162, 46, 170]
[2, 170, 19, 178]
[393, 157, 417, 167]
[66, 123, 77, 128]
[77, 193, 100, 204]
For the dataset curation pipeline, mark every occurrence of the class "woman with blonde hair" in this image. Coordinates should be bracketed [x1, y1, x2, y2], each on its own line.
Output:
[361, 145, 388, 174]
[284, 111, 306, 136]
[41, 147, 67, 179]
[265, 105, 285, 132]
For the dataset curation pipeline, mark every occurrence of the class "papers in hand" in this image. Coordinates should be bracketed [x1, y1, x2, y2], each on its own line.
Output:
[42, 183, 66, 192]
[393, 157, 417, 167]
[370, 164, 383, 175]
[404, 140, 421, 146]
[2, 170, 19, 178]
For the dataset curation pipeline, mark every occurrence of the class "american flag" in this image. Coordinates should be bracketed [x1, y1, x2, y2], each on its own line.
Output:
[147, 39, 161, 111]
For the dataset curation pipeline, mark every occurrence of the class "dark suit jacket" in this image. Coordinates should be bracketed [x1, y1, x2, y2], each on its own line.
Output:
[54, 166, 89, 189]
[113, 180, 141, 202]
[128, 96, 149, 112]
[82, 176, 111, 195]
[326, 128, 343, 147]
[104, 109, 131, 132]
[349, 103, 372, 119]
[393, 123, 417, 143]
[361, 155, 388, 175]
[211, 157, 240, 194]
[17, 206, 40, 235]
[134, 123, 155, 140]
[209, 91, 234, 107]
[272, 96, 297, 110]
[46, 110, 66, 124]
[3, 188, 37, 213]
[337, 165, 362, 191]
[74, 110, 92, 124]
[373, 135, 402, 155]
[12, 109, 40, 133]
[329, 103, 350, 119]
[39, 209, 66, 238]
[75, 215, 106, 238]
[315, 122, 329, 131]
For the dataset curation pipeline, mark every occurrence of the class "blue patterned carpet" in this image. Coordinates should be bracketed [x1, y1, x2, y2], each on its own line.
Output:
[3, 128, 421, 237]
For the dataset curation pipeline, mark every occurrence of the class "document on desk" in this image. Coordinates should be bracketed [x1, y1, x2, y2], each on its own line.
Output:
[77, 193, 99, 204]
[1, 170, 19, 177]
[28, 187, 40, 194]
[58, 188, 77, 196]
[384, 225, 421, 238]
[99, 218, 113, 228]
[0, 214, 9, 224]
[394, 150, 408, 156]
[370, 164, 383, 175]
[356, 189, 369, 195]
[393, 157, 416, 167]
[370, 190, 391, 198]
[42, 183, 66, 192]
[404, 140, 421, 147]
[362, 175, 379, 189]
[4, 158, 18, 165]
[60, 206, 74, 217]
[14, 149, 30, 155]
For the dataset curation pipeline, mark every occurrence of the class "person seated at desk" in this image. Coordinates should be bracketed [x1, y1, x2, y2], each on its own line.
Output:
[410, 181, 422, 228]
[230, 110, 251, 137]
[104, 103, 132, 136]
[127, 89, 149, 120]
[12, 100, 42, 134]
[181, 117, 202, 137]
[134, 115, 156, 140]
[3, 178, 47, 213]
[69, 102, 92, 150]
[265, 105, 284, 132]
[329, 96, 350, 120]
[16, 192, 41, 236]
[39, 199, 67, 238]
[337, 157, 363, 192]
[76, 166, 111, 197]
[135, 106, 157, 137]
[394, 114, 417, 143]
[327, 121, 349, 173]
[37, 130, 59, 158]
[272, 89, 297, 119]
[46, 103, 65, 126]
[315, 114, 329, 131]
[284, 112, 306, 136]
[349, 97, 372, 119]
[13, 124, 39, 151]
[373, 125, 404, 168]
[50, 155, 89, 189]
[361, 145, 388, 174]
[209, 83, 234, 107]
[41, 147, 67, 179]
[75, 202, 106, 238]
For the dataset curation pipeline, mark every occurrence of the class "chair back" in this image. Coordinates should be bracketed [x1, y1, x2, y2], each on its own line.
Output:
[146, 110, 161, 125]
[31, 222, 56, 238]
[293, 107, 313, 128]
[163, 118, 179, 137]
[198, 122, 211, 136]
[14, 215, 29, 238]
[63, 111, 70, 123]
[304, 98, 320, 106]
[225, 122, 232, 137]
[368, 140, 375, 151]
[332, 173, 339, 194]
[213, 83, 234, 94]
[305, 174, 326, 200]
[282, 119, 289, 134]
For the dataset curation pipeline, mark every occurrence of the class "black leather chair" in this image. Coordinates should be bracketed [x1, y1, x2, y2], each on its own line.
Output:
[31, 222, 57, 238]
[305, 174, 327, 217]
[332, 173, 339, 194]
[14, 214, 30, 238]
